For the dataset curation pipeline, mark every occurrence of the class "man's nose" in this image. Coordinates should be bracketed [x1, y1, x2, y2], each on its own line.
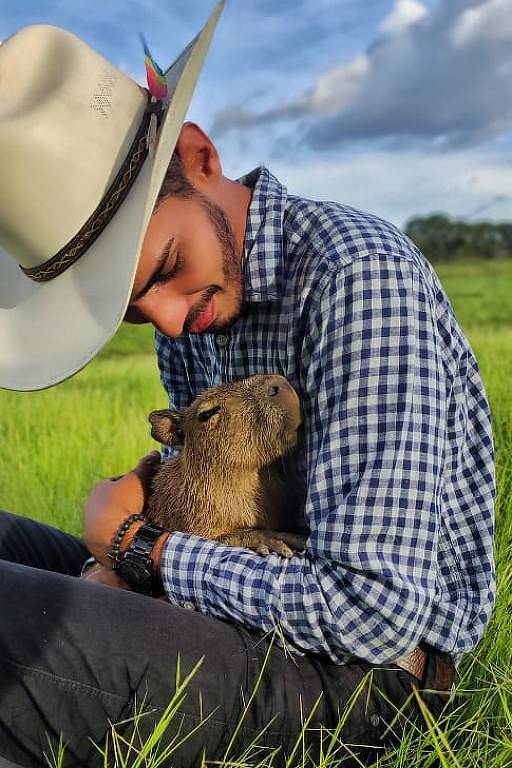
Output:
[137, 290, 192, 337]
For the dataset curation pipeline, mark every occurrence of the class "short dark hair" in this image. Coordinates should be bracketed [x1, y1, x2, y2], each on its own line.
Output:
[155, 152, 195, 209]
[154, 152, 235, 260]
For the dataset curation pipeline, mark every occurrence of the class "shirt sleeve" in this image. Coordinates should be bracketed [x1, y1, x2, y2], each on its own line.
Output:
[159, 252, 446, 664]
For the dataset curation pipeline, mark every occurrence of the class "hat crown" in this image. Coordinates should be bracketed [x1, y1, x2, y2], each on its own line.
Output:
[0, 24, 147, 269]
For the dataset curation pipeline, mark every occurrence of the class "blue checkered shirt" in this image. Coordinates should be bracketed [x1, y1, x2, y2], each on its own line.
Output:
[155, 167, 495, 665]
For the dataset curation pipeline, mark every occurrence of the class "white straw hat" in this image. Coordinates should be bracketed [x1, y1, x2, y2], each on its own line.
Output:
[0, 3, 223, 391]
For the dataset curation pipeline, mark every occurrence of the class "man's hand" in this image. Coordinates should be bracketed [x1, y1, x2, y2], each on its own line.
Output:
[83, 451, 161, 567]
[80, 562, 130, 589]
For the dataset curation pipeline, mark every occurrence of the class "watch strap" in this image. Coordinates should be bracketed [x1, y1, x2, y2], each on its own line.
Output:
[115, 520, 165, 596]
[129, 521, 165, 557]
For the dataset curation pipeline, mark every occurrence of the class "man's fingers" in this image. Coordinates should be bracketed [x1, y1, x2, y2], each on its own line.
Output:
[109, 452, 161, 484]
[132, 451, 161, 495]
[135, 451, 161, 473]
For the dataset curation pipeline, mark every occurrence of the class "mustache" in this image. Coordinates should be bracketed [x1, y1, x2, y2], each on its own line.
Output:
[183, 286, 219, 333]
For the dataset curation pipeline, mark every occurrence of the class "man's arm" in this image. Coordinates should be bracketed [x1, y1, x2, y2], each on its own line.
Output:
[83, 451, 165, 570]
[155, 253, 448, 664]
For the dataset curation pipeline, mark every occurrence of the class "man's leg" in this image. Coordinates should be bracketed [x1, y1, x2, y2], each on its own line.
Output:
[0, 758, 24, 768]
[0, 511, 450, 767]
[0, 509, 89, 574]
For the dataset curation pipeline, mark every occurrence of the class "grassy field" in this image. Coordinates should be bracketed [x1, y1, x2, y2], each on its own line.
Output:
[0, 259, 511, 766]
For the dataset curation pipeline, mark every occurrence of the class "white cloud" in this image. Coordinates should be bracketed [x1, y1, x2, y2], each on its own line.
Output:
[308, 54, 371, 114]
[379, 0, 427, 35]
[212, 0, 512, 151]
[452, 0, 512, 46]
[267, 148, 512, 228]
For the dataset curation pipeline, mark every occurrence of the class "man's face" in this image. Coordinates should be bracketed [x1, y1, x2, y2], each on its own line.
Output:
[127, 193, 243, 337]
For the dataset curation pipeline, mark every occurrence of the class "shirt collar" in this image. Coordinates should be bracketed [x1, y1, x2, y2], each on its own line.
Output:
[238, 166, 288, 303]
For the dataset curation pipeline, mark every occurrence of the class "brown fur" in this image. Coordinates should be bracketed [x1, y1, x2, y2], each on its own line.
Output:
[146, 374, 306, 556]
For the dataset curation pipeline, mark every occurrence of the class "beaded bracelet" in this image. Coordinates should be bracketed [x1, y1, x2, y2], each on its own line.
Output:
[107, 512, 146, 570]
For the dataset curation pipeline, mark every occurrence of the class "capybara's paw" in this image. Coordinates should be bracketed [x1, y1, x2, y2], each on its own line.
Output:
[218, 529, 306, 558]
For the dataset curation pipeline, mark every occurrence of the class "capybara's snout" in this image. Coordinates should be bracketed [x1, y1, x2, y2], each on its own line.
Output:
[261, 375, 302, 432]
[266, 375, 302, 429]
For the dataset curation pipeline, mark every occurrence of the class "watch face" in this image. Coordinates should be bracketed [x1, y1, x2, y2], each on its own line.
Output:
[117, 555, 153, 594]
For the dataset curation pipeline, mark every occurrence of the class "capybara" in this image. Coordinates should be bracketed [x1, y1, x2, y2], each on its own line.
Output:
[146, 374, 306, 557]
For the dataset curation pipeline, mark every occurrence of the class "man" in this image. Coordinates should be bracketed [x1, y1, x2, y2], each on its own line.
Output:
[0, 8, 495, 768]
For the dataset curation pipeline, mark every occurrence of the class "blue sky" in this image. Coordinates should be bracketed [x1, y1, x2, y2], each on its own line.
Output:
[2, 0, 511, 228]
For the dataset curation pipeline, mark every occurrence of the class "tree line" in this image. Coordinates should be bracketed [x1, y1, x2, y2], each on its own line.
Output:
[404, 214, 512, 262]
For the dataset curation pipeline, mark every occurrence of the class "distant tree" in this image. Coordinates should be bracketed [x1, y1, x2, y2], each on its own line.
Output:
[404, 214, 512, 262]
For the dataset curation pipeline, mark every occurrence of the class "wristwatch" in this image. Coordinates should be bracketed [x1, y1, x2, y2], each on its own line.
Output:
[114, 521, 165, 596]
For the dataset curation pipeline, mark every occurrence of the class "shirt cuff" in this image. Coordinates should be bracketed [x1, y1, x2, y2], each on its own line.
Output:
[159, 531, 225, 611]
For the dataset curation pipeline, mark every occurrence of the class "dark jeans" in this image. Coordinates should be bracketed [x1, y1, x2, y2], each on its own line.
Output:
[0, 510, 451, 767]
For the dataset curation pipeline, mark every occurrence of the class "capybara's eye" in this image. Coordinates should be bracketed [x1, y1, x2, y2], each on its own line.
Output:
[197, 405, 221, 423]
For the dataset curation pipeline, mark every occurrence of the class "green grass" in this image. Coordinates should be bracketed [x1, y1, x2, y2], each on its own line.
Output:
[98, 320, 156, 359]
[0, 355, 163, 535]
[435, 259, 512, 329]
[1, 258, 511, 766]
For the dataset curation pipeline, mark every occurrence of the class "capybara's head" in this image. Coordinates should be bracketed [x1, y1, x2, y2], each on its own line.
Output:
[148, 374, 302, 469]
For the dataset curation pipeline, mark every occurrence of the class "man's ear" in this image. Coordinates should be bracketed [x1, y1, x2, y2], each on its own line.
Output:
[175, 122, 222, 188]
[148, 409, 184, 447]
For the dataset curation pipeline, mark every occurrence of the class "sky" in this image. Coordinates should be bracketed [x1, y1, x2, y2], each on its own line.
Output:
[2, 0, 512, 228]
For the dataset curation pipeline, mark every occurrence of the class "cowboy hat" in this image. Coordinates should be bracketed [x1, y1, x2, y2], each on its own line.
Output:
[0, 2, 224, 391]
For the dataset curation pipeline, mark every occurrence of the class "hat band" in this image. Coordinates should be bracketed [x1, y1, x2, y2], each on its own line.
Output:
[20, 94, 162, 283]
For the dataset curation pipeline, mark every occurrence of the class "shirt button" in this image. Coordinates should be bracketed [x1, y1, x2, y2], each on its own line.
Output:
[216, 334, 228, 347]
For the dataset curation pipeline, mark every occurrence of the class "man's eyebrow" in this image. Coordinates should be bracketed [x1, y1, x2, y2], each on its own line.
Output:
[132, 236, 175, 302]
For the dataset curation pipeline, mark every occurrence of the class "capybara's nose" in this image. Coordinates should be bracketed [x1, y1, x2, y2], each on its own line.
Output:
[265, 375, 290, 398]
[265, 375, 302, 426]
[267, 376, 283, 397]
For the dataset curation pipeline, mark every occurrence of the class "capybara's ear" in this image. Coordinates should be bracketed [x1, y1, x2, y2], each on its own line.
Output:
[148, 410, 184, 447]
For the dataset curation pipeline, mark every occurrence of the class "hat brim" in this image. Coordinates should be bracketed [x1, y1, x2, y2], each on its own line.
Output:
[0, 2, 223, 391]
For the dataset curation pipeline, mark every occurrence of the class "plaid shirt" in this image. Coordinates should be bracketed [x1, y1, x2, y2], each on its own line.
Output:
[155, 167, 495, 664]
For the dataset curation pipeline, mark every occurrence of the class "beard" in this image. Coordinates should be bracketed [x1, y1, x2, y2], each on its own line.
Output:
[183, 194, 244, 334]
